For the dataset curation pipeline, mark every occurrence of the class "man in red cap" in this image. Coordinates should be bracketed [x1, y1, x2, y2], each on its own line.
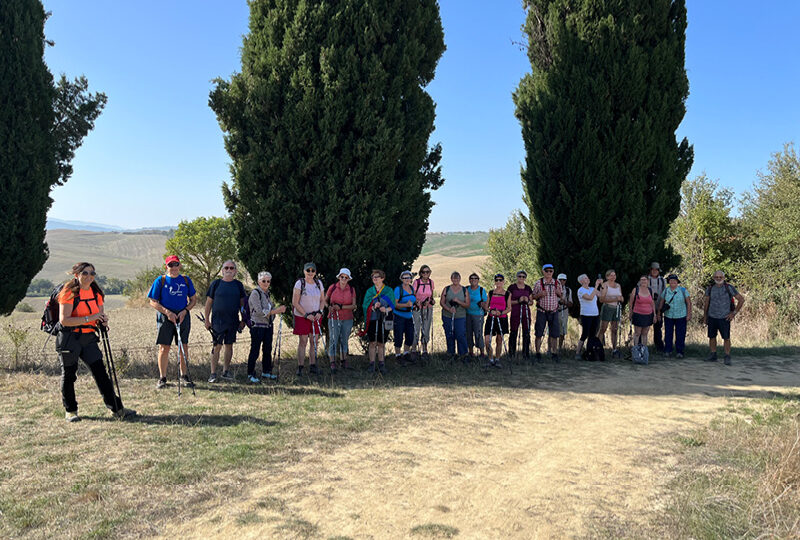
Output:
[147, 256, 197, 389]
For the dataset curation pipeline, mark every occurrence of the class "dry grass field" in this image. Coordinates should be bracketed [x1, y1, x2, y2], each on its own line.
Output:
[3, 251, 800, 538]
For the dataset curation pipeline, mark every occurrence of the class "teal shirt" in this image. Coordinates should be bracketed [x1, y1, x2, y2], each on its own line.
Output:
[466, 285, 487, 316]
[662, 287, 690, 319]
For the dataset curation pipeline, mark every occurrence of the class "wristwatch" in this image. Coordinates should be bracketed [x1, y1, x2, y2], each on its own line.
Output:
[84, 316, 89, 323]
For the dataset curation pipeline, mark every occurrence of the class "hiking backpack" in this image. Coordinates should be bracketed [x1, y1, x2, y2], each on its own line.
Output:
[632, 342, 649, 365]
[41, 284, 98, 335]
[584, 336, 605, 362]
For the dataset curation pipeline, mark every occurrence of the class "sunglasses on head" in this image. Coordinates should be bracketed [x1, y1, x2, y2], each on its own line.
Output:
[80, 270, 96, 276]
[167, 262, 180, 268]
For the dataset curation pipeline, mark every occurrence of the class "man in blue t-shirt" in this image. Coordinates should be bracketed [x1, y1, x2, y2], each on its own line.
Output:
[148, 255, 197, 389]
[204, 260, 246, 382]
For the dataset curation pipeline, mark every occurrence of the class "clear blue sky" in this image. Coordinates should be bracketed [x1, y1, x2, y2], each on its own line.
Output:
[42, 1, 800, 231]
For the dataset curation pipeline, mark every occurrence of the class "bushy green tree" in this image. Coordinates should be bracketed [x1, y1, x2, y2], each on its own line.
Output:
[514, 0, 693, 297]
[123, 265, 163, 300]
[164, 217, 239, 298]
[483, 211, 539, 281]
[668, 174, 740, 293]
[26, 278, 55, 296]
[209, 0, 445, 307]
[741, 143, 800, 286]
[0, 1, 106, 315]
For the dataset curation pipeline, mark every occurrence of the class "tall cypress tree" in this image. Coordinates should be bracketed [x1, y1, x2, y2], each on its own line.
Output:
[210, 0, 445, 309]
[514, 0, 693, 297]
[0, 1, 106, 314]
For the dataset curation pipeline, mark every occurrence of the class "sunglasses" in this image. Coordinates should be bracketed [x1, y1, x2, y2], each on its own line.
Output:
[223, 266, 235, 270]
[371, 275, 381, 280]
[421, 270, 431, 274]
[516, 274, 527, 278]
[402, 276, 412, 279]
[339, 275, 349, 279]
[260, 279, 271, 283]
[167, 262, 180, 268]
[80, 270, 97, 276]
[495, 278, 504, 282]
[543, 269, 554, 273]
[305, 269, 316, 273]
[469, 277, 479, 280]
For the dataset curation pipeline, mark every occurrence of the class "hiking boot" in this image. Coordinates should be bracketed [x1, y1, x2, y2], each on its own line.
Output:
[611, 349, 620, 359]
[378, 362, 387, 375]
[704, 353, 718, 362]
[461, 355, 470, 365]
[309, 364, 319, 375]
[156, 377, 167, 390]
[330, 363, 337, 374]
[723, 355, 732, 366]
[676, 353, 684, 359]
[296, 365, 304, 376]
[208, 372, 218, 383]
[551, 354, 560, 364]
[65, 411, 80, 423]
[180, 374, 194, 388]
[535, 352, 542, 362]
[247, 375, 260, 384]
[493, 359, 502, 369]
[367, 362, 375, 373]
[113, 407, 137, 420]
[343, 360, 353, 370]
[221, 370, 234, 381]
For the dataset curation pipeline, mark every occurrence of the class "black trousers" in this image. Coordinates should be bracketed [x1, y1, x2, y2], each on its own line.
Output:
[57, 331, 121, 413]
[247, 325, 274, 375]
[652, 311, 664, 350]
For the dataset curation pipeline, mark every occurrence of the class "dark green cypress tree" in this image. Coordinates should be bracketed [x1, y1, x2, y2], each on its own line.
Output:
[210, 0, 445, 309]
[514, 0, 693, 297]
[0, 1, 106, 315]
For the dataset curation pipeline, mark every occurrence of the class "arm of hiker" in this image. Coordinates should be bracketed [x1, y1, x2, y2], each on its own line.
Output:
[149, 299, 178, 323]
[203, 297, 212, 329]
[179, 295, 195, 323]
[702, 294, 709, 325]
[728, 293, 745, 321]
[504, 293, 512, 316]
[439, 290, 452, 313]
[685, 291, 692, 321]
[345, 288, 356, 311]
[460, 289, 470, 308]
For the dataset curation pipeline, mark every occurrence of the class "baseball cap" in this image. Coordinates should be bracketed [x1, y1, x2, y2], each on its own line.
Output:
[542, 264, 554, 271]
[165, 255, 180, 266]
[303, 262, 316, 271]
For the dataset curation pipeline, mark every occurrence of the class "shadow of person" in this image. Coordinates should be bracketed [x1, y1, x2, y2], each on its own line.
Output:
[85, 414, 279, 427]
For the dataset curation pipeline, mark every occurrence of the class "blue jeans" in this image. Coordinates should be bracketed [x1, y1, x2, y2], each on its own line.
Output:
[442, 315, 467, 356]
[664, 317, 687, 354]
[328, 318, 353, 358]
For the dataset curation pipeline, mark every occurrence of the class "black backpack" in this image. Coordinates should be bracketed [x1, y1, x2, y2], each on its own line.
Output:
[41, 284, 98, 335]
[583, 336, 605, 362]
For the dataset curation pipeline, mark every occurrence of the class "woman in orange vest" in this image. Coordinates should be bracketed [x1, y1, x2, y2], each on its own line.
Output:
[57, 262, 136, 422]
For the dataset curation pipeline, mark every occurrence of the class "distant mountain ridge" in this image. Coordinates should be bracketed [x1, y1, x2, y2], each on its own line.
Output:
[46, 218, 173, 233]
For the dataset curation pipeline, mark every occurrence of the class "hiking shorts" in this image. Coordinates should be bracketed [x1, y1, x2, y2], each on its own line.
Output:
[600, 303, 620, 322]
[293, 315, 322, 336]
[535, 310, 560, 338]
[484, 316, 508, 336]
[632, 312, 654, 328]
[707, 317, 731, 340]
[156, 312, 190, 345]
[557, 309, 569, 337]
[367, 319, 390, 344]
[212, 325, 237, 345]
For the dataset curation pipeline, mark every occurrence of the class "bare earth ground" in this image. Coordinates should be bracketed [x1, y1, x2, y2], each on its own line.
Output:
[164, 355, 800, 539]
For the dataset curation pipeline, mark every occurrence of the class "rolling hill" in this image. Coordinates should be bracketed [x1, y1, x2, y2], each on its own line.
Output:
[35, 230, 489, 284]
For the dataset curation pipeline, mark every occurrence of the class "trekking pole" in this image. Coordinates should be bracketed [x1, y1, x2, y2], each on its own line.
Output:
[99, 325, 123, 406]
[501, 316, 512, 375]
[174, 321, 195, 397]
[486, 315, 496, 370]
[311, 315, 319, 366]
[273, 315, 283, 381]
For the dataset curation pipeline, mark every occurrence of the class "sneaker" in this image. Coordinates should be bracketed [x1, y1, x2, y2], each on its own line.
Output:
[296, 365, 304, 376]
[330, 363, 337, 374]
[156, 377, 167, 389]
[65, 411, 81, 423]
[705, 353, 718, 362]
[461, 355, 470, 365]
[309, 364, 319, 375]
[611, 349, 620, 359]
[421, 352, 430, 361]
[113, 407, 137, 420]
[723, 355, 731, 366]
[494, 360, 502, 369]
[378, 362, 387, 375]
[221, 371, 234, 381]
[247, 375, 260, 384]
[535, 352, 542, 362]
[208, 373, 218, 383]
[180, 374, 194, 388]
[676, 353, 684, 359]
[261, 372, 277, 380]
[367, 362, 375, 373]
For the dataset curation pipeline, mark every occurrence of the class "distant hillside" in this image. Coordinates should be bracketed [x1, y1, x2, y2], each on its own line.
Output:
[421, 232, 488, 257]
[33, 229, 488, 284]
[37, 230, 168, 283]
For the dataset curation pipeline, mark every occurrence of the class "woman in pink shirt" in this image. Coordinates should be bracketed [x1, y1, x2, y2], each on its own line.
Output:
[412, 265, 435, 359]
[629, 275, 656, 347]
[325, 268, 357, 373]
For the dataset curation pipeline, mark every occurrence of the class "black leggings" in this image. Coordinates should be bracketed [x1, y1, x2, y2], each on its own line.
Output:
[579, 315, 600, 341]
[58, 332, 121, 413]
[247, 325, 274, 375]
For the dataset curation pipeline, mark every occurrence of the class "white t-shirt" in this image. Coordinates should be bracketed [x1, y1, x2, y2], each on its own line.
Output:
[293, 279, 324, 316]
[578, 286, 599, 316]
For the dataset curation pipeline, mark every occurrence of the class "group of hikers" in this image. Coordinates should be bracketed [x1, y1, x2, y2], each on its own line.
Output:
[51, 257, 744, 422]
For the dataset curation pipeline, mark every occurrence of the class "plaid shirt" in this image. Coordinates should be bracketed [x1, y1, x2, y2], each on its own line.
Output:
[532, 278, 562, 312]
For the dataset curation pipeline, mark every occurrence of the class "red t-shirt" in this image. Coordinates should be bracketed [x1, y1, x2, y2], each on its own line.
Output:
[327, 284, 355, 321]
[58, 287, 104, 333]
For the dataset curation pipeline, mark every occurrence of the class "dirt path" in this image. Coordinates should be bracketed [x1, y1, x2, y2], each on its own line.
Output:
[166, 356, 800, 539]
